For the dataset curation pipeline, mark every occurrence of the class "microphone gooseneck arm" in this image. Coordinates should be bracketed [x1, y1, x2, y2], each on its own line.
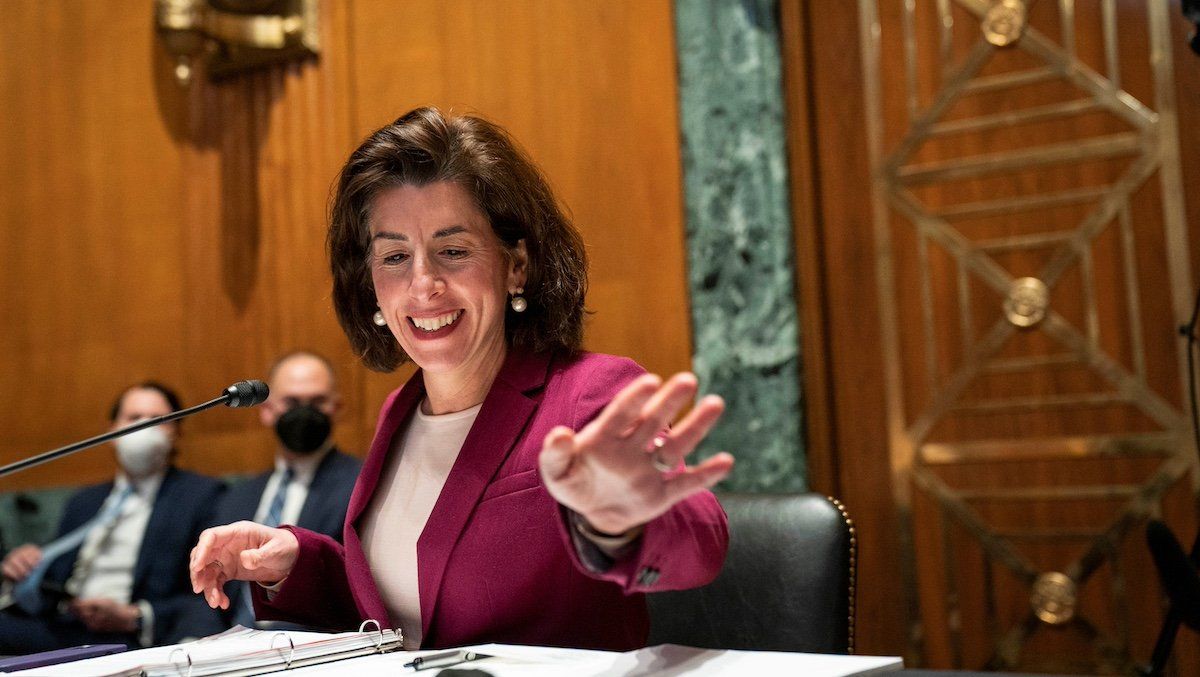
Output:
[0, 380, 269, 480]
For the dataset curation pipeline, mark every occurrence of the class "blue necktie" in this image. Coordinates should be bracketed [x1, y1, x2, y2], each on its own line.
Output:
[233, 467, 293, 627]
[12, 485, 134, 615]
[263, 466, 294, 529]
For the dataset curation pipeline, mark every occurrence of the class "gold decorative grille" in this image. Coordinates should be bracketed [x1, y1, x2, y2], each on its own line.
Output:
[857, 0, 1194, 671]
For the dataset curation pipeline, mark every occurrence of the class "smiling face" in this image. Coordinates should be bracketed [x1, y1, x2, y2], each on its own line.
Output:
[368, 181, 526, 402]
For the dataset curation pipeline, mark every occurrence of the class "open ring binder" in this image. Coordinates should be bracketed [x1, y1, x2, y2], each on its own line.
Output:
[166, 647, 194, 677]
[80, 621, 402, 676]
[268, 633, 296, 669]
[357, 618, 388, 650]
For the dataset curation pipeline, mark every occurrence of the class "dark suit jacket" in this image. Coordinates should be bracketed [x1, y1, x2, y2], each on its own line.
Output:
[46, 467, 225, 643]
[256, 350, 728, 650]
[214, 448, 360, 622]
[214, 448, 361, 541]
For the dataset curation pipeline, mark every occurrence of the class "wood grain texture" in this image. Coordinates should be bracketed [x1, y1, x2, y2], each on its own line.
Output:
[345, 0, 693, 414]
[0, 2, 197, 487]
[796, 0, 1200, 668]
[0, 0, 691, 492]
[796, 0, 912, 659]
[781, 0, 838, 497]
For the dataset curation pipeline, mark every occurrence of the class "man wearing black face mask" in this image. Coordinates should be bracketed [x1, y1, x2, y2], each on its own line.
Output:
[212, 351, 361, 630]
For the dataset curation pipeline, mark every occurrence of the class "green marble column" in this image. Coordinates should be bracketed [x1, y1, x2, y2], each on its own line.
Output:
[674, 0, 806, 492]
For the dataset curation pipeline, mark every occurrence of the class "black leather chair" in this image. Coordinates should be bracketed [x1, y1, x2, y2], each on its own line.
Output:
[647, 493, 857, 654]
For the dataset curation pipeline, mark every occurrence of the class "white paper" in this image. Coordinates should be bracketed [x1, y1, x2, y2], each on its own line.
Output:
[596, 644, 904, 676]
[9, 635, 902, 677]
[9, 627, 365, 676]
[279, 643, 902, 677]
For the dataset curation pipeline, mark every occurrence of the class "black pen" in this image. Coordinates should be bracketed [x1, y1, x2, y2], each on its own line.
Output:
[403, 649, 489, 671]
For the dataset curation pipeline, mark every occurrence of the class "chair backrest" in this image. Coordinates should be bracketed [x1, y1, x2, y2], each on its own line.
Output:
[646, 493, 857, 654]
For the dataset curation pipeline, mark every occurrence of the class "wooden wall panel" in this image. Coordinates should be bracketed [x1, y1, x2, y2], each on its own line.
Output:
[171, 0, 369, 476]
[797, 1, 911, 657]
[345, 0, 694, 412]
[0, 2, 196, 487]
[796, 0, 1200, 668]
[0, 0, 692, 493]
[0, 1, 373, 488]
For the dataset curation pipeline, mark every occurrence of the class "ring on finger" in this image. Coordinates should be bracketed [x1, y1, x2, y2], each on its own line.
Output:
[650, 436, 673, 472]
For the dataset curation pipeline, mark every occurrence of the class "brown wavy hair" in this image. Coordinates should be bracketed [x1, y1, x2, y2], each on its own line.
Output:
[329, 107, 588, 372]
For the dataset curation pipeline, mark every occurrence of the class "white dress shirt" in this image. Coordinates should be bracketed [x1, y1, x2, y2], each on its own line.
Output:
[66, 471, 164, 645]
[253, 445, 334, 527]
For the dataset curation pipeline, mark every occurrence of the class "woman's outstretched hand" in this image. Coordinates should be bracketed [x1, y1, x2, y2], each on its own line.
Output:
[188, 521, 300, 609]
[539, 372, 734, 536]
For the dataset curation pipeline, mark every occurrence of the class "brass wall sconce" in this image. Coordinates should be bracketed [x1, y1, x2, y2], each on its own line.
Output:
[155, 0, 319, 85]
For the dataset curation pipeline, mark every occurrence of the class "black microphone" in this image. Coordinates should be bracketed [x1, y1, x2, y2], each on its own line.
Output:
[1147, 520, 1200, 630]
[0, 380, 270, 479]
[223, 379, 270, 408]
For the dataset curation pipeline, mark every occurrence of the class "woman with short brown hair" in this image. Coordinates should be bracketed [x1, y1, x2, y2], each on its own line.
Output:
[191, 107, 734, 651]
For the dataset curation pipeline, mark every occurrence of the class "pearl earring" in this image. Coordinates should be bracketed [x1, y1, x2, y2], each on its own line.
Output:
[510, 287, 527, 313]
[373, 310, 387, 327]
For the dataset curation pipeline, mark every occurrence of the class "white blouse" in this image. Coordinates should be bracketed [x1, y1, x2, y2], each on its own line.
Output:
[359, 402, 481, 650]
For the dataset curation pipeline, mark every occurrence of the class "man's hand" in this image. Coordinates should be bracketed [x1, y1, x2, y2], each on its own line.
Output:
[70, 597, 140, 634]
[1, 544, 42, 582]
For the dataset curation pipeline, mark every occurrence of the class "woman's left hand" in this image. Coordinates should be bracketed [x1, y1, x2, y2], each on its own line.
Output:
[538, 372, 734, 536]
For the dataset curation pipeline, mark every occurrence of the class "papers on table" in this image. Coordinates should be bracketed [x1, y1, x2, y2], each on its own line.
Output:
[7, 633, 902, 676]
[454, 643, 902, 677]
[592, 644, 903, 676]
[6, 626, 401, 677]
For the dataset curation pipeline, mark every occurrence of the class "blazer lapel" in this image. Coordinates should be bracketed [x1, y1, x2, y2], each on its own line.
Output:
[342, 378, 425, 627]
[417, 349, 550, 641]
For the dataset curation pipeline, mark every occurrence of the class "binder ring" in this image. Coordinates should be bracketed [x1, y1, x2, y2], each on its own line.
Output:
[358, 618, 384, 651]
[167, 647, 194, 677]
[270, 632, 296, 668]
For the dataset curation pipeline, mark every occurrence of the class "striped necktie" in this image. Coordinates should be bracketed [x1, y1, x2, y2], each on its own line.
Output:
[12, 485, 134, 615]
[234, 467, 294, 628]
[264, 466, 294, 528]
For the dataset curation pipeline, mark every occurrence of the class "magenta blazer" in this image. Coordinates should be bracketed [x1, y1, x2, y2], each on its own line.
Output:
[254, 349, 728, 650]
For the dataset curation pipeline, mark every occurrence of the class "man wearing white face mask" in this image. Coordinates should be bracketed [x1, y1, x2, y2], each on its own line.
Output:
[0, 382, 226, 653]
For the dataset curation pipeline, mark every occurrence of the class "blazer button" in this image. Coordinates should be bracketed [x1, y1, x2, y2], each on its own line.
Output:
[637, 566, 660, 586]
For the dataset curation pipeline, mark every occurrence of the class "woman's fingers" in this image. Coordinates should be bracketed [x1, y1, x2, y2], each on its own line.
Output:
[662, 452, 735, 505]
[192, 559, 229, 608]
[201, 557, 233, 600]
[189, 522, 300, 610]
[189, 526, 236, 575]
[627, 373, 700, 449]
[239, 531, 291, 573]
[241, 548, 266, 572]
[190, 522, 278, 606]
[538, 426, 578, 482]
[653, 394, 726, 466]
[205, 577, 229, 610]
[589, 374, 661, 440]
[190, 531, 239, 599]
[554, 372, 733, 530]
